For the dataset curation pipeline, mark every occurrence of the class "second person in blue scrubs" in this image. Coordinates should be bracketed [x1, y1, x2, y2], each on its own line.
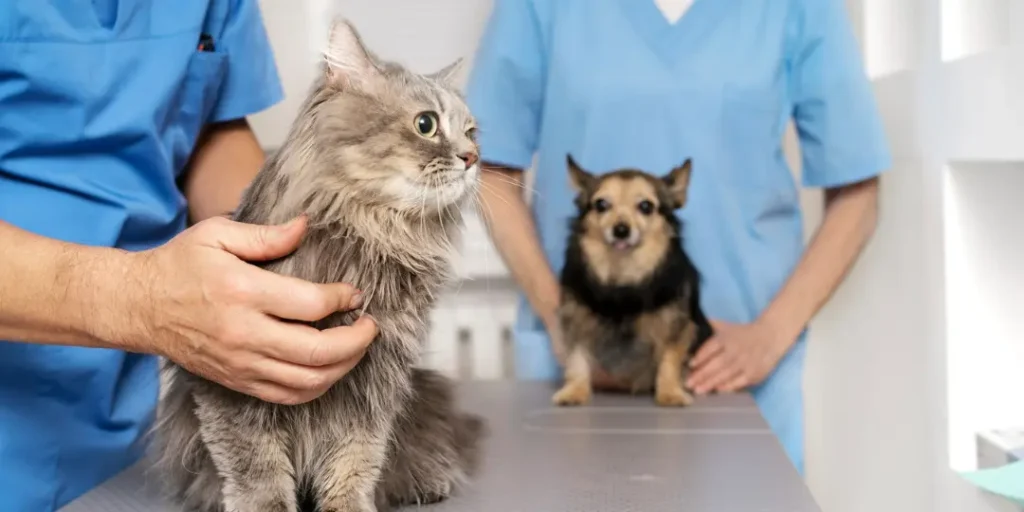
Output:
[467, 0, 890, 474]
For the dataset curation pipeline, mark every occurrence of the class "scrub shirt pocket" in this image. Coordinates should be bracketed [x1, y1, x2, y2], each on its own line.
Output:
[171, 50, 228, 173]
[718, 85, 784, 188]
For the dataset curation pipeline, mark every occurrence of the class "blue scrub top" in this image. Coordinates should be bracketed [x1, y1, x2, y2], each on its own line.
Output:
[466, 0, 890, 474]
[0, 2, 282, 510]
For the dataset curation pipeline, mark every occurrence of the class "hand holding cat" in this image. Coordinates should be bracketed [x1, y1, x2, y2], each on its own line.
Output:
[686, 319, 790, 395]
[122, 215, 378, 405]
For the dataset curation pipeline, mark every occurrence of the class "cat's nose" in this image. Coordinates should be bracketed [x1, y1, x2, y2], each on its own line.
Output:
[458, 151, 479, 169]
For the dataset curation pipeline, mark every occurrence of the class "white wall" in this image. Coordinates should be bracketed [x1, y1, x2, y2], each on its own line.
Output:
[250, 1, 1021, 511]
[803, 1, 1023, 512]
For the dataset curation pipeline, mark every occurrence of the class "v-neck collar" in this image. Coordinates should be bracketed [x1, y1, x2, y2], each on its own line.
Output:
[618, 0, 709, 67]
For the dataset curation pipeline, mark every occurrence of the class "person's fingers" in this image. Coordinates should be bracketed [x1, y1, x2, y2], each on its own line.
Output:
[694, 363, 742, 395]
[203, 215, 308, 262]
[318, 314, 378, 356]
[689, 338, 723, 369]
[686, 353, 730, 392]
[718, 374, 750, 394]
[246, 353, 366, 402]
[236, 379, 309, 405]
[256, 314, 378, 367]
[250, 273, 363, 322]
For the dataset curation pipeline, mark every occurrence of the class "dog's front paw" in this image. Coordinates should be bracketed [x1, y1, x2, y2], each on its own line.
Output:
[552, 383, 592, 406]
[655, 386, 694, 407]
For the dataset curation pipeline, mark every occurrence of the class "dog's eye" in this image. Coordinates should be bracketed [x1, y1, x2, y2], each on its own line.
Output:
[593, 199, 610, 213]
[638, 200, 654, 215]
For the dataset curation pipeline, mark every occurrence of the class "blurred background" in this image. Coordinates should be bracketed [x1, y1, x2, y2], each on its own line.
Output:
[249, 1, 1024, 511]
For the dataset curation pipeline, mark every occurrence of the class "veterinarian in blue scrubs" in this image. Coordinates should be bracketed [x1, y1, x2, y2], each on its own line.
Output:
[467, 0, 890, 475]
[0, 2, 282, 510]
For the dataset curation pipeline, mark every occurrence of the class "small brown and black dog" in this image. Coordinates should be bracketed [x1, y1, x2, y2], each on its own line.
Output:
[552, 155, 713, 407]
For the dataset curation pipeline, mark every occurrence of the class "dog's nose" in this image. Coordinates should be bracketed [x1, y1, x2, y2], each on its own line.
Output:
[458, 151, 479, 169]
[612, 223, 631, 240]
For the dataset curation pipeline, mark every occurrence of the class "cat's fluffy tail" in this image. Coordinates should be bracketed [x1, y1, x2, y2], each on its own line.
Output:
[375, 368, 488, 510]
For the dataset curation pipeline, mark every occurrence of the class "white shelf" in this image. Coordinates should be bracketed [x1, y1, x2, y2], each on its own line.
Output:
[936, 46, 1024, 162]
[865, 0, 919, 78]
[944, 161, 1024, 471]
[941, 0, 1014, 62]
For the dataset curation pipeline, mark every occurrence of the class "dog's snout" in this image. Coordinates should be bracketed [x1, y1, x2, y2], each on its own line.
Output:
[612, 223, 631, 240]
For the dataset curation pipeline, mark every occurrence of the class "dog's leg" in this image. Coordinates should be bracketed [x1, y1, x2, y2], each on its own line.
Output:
[655, 323, 696, 407]
[552, 346, 593, 406]
[193, 396, 297, 512]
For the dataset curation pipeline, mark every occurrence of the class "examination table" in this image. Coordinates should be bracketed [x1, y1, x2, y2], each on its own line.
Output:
[61, 382, 821, 511]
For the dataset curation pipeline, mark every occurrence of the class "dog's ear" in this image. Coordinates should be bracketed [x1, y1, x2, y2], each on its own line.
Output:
[567, 155, 596, 194]
[662, 159, 692, 209]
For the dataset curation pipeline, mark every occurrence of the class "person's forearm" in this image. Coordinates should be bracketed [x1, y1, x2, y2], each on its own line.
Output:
[759, 177, 881, 346]
[181, 119, 266, 223]
[477, 166, 561, 327]
[0, 221, 136, 349]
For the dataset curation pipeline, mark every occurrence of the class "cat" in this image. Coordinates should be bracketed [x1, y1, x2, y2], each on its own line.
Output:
[150, 18, 485, 512]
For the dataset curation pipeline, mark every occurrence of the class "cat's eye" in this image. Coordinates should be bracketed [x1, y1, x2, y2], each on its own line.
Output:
[466, 127, 477, 140]
[414, 112, 439, 138]
[638, 200, 654, 215]
[594, 198, 610, 213]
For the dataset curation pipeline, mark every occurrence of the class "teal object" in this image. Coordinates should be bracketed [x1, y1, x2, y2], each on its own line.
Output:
[0, 1, 282, 510]
[961, 460, 1024, 506]
[465, 0, 891, 475]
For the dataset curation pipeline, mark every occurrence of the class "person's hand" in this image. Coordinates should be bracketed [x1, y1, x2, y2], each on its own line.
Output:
[685, 320, 790, 395]
[110, 215, 378, 405]
[543, 314, 569, 365]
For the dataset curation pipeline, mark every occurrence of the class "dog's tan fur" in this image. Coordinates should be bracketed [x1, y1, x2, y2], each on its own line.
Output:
[553, 158, 708, 407]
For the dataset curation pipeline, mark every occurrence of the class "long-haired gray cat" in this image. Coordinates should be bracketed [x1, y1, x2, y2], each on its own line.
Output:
[151, 19, 485, 512]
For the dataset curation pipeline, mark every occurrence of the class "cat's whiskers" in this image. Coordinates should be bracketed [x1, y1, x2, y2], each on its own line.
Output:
[469, 182, 508, 293]
[418, 187, 428, 246]
[475, 180, 513, 209]
[471, 193, 502, 291]
[434, 180, 451, 252]
[482, 172, 541, 200]
[443, 192, 461, 233]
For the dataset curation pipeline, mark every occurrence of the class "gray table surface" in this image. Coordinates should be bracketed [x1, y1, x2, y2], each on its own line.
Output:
[62, 382, 821, 512]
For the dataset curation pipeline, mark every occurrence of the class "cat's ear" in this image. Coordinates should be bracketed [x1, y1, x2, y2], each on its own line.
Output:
[323, 18, 380, 89]
[567, 155, 596, 193]
[429, 58, 465, 86]
[662, 159, 693, 209]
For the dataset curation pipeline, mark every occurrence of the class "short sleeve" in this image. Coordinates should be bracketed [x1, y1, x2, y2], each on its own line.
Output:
[465, 0, 547, 169]
[208, 0, 284, 123]
[790, 0, 891, 188]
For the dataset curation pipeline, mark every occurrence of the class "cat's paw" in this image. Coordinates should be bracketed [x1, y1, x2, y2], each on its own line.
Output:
[387, 479, 453, 507]
[552, 383, 592, 406]
[655, 386, 694, 407]
[412, 490, 450, 506]
[321, 504, 376, 512]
